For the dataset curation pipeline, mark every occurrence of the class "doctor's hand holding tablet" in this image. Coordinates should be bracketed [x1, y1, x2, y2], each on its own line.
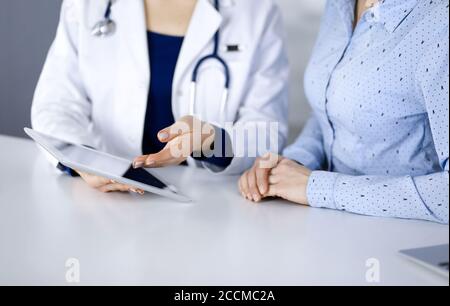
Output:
[31, 0, 289, 193]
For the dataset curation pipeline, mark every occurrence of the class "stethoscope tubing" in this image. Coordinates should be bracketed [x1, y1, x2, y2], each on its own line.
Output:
[104, 0, 113, 20]
[190, 0, 231, 124]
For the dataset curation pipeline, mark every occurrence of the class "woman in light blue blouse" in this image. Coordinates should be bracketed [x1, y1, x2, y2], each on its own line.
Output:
[239, 0, 449, 224]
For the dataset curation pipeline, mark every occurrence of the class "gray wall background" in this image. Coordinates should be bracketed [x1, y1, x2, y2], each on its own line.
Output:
[0, 0, 325, 142]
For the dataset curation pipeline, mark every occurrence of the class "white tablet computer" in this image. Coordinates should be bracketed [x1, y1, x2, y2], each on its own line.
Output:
[400, 244, 449, 278]
[24, 128, 191, 202]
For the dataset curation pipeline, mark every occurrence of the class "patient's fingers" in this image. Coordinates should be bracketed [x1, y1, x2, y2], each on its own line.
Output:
[270, 165, 284, 176]
[98, 183, 144, 194]
[255, 166, 270, 195]
[238, 177, 245, 198]
[247, 169, 261, 202]
[240, 171, 251, 200]
[269, 175, 281, 185]
[267, 185, 279, 198]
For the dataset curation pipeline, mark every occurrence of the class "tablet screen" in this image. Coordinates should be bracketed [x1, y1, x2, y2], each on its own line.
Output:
[122, 166, 166, 189]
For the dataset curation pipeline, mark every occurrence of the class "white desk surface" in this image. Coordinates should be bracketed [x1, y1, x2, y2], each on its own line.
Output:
[0, 135, 448, 286]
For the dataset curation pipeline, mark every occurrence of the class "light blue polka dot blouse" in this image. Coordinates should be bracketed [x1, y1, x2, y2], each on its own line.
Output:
[284, 0, 449, 223]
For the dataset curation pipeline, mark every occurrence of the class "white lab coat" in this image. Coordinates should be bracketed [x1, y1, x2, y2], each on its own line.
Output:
[32, 0, 289, 175]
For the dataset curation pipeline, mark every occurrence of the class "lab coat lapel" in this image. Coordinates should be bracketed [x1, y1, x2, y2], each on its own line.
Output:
[113, 0, 149, 155]
[172, 0, 223, 118]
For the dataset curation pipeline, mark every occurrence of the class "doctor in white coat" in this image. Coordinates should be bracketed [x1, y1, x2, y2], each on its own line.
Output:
[32, 0, 289, 193]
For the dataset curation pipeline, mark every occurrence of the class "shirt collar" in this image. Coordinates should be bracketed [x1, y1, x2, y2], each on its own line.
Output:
[332, 0, 419, 34]
[372, 0, 419, 33]
[331, 0, 357, 36]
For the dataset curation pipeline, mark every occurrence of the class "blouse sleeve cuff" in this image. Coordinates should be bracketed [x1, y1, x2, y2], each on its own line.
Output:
[307, 171, 340, 210]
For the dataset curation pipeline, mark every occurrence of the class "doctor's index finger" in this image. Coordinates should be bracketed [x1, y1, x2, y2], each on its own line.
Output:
[132, 140, 187, 169]
[143, 145, 186, 168]
[132, 155, 148, 169]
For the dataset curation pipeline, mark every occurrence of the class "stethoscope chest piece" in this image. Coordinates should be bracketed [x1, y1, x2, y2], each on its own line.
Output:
[91, 19, 116, 37]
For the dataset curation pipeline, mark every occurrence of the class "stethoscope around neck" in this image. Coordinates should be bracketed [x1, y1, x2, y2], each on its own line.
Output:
[92, 0, 231, 126]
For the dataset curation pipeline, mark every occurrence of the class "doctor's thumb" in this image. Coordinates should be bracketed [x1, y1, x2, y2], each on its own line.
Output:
[157, 129, 177, 143]
[158, 121, 191, 143]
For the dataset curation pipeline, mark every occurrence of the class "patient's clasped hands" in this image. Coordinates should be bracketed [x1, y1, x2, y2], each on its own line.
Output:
[239, 153, 312, 205]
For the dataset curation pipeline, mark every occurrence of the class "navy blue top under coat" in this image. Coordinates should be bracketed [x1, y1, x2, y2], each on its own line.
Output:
[142, 31, 182, 155]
